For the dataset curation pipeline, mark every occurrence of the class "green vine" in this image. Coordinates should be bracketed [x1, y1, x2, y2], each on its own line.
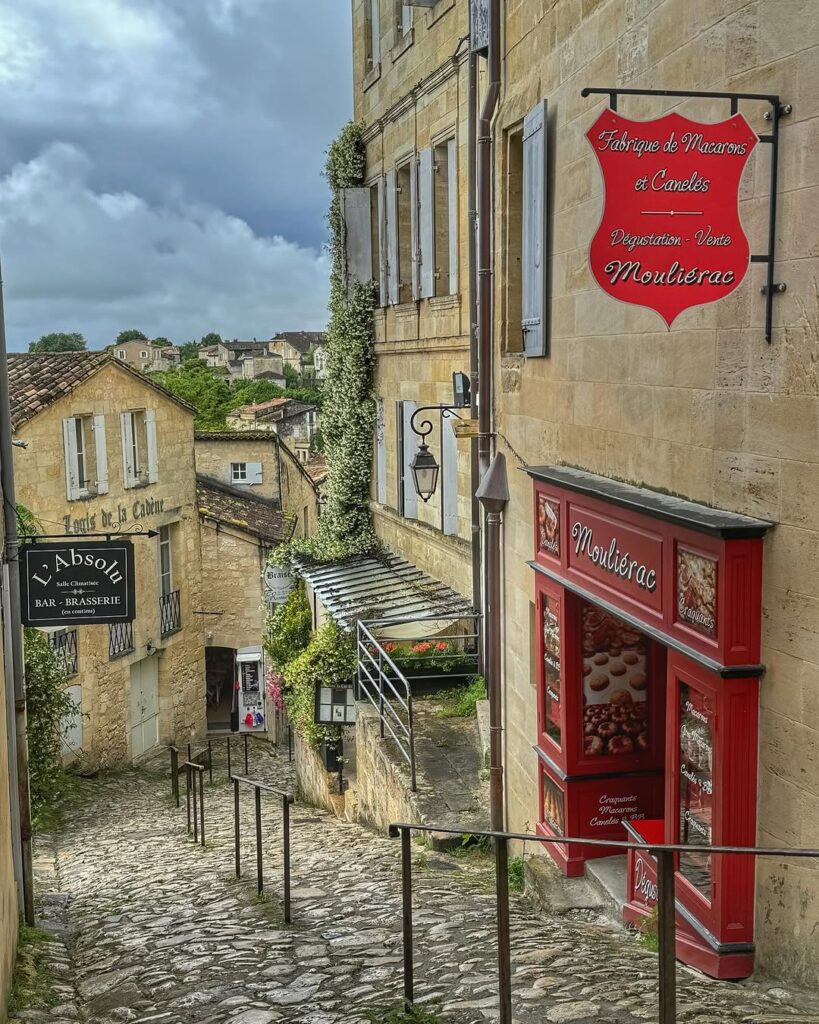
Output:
[283, 621, 357, 748]
[274, 119, 378, 565]
[263, 583, 312, 671]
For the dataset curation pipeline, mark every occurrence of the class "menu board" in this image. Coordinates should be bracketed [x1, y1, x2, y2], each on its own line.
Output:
[678, 683, 714, 900]
[542, 593, 561, 747]
[542, 772, 565, 835]
[581, 602, 650, 757]
[677, 548, 718, 638]
[537, 494, 560, 557]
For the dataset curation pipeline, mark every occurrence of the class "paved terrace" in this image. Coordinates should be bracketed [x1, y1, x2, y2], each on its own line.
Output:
[11, 741, 819, 1024]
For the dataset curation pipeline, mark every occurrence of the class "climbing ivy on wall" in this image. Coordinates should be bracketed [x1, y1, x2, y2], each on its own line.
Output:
[274, 120, 378, 565]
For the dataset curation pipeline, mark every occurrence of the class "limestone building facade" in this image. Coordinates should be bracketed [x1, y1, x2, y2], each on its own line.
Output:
[0, 606, 17, 1016]
[349, 0, 819, 987]
[9, 352, 207, 765]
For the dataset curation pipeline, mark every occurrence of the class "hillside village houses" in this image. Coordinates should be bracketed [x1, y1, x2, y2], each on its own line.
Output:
[225, 397, 320, 462]
[114, 339, 181, 374]
[6, 352, 320, 762]
[196, 332, 328, 384]
[318, 0, 819, 991]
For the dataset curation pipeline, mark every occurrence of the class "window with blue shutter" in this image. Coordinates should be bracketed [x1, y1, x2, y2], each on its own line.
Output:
[522, 100, 549, 358]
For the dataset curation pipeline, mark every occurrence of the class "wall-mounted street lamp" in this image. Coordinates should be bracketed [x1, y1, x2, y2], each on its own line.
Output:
[407, 372, 471, 503]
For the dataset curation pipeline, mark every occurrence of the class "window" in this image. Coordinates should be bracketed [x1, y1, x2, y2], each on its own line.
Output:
[396, 400, 418, 520]
[503, 125, 524, 352]
[117, 350, 126, 359]
[62, 414, 108, 500]
[522, 100, 549, 356]
[365, 0, 380, 69]
[396, 1, 413, 35]
[159, 525, 173, 597]
[140, 350, 149, 358]
[417, 139, 458, 298]
[371, 180, 385, 304]
[232, 462, 248, 483]
[121, 409, 158, 487]
[396, 160, 416, 302]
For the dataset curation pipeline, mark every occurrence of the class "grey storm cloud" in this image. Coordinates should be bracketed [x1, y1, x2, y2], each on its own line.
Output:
[0, 0, 352, 350]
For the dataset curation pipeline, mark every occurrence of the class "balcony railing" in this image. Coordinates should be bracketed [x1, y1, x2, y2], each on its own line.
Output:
[109, 621, 134, 660]
[160, 590, 181, 637]
[49, 628, 78, 677]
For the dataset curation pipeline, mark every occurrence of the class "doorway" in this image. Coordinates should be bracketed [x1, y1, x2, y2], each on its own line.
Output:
[129, 658, 159, 758]
[206, 647, 236, 731]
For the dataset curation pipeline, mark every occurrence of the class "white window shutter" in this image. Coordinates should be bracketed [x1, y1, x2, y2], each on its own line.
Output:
[377, 176, 388, 305]
[418, 147, 435, 299]
[341, 187, 373, 290]
[62, 418, 80, 500]
[120, 412, 135, 487]
[447, 138, 458, 295]
[376, 399, 387, 504]
[370, 0, 380, 61]
[386, 169, 399, 305]
[93, 415, 109, 494]
[410, 157, 420, 300]
[522, 99, 549, 358]
[146, 409, 158, 483]
[441, 414, 458, 536]
[400, 400, 418, 520]
[247, 462, 263, 484]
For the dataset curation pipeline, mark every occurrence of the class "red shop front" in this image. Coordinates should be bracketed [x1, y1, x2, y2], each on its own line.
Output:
[526, 465, 771, 980]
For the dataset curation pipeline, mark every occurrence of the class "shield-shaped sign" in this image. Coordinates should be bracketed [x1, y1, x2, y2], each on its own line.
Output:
[586, 110, 757, 327]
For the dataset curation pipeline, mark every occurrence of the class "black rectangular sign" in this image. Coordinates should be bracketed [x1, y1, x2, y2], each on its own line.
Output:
[20, 540, 136, 626]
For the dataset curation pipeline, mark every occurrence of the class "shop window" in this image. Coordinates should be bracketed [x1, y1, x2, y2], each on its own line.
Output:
[678, 683, 714, 900]
[541, 589, 561, 748]
[120, 409, 158, 487]
[62, 414, 108, 500]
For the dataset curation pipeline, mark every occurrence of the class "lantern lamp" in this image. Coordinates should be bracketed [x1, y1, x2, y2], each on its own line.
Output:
[411, 442, 440, 502]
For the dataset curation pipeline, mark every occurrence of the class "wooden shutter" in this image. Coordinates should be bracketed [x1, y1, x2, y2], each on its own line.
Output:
[396, 400, 418, 519]
[120, 412, 135, 487]
[447, 138, 458, 295]
[385, 169, 399, 305]
[410, 157, 420, 300]
[146, 409, 159, 483]
[62, 417, 80, 500]
[522, 99, 549, 358]
[93, 414, 109, 495]
[247, 462, 263, 484]
[418, 148, 435, 299]
[377, 177, 388, 305]
[341, 187, 373, 290]
[441, 413, 458, 536]
[376, 399, 387, 505]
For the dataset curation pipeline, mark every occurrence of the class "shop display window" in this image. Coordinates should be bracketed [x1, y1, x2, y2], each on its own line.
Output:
[542, 590, 561, 748]
[580, 601, 653, 762]
[678, 683, 714, 901]
[542, 770, 564, 835]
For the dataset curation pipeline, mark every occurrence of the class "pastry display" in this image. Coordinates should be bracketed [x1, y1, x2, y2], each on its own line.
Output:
[542, 775, 564, 833]
[677, 549, 718, 637]
[538, 495, 560, 555]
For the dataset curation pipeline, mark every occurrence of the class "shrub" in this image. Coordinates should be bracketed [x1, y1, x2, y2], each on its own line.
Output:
[283, 621, 356, 748]
[264, 583, 313, 671]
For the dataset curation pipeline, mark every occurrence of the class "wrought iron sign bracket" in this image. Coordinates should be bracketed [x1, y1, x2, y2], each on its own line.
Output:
[581, 86, 792, 343]
[409, 404, 464, 443]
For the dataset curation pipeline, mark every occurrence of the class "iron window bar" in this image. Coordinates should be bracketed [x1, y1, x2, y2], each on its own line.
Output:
[159, 589, 181, 637]
[108, 621, 134, 660]
[580, 86, 791, 342]
[49, 628, 79, 677]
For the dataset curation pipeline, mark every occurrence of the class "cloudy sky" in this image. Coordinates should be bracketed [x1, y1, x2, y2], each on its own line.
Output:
[0, 0, 352, 351]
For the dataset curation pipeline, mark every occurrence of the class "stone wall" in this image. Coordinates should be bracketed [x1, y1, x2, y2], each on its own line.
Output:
[293, 732, 347, 818]
[194, 435, 281, 503]
[13, 362, 207, 764]
[198, 521, 268, 653]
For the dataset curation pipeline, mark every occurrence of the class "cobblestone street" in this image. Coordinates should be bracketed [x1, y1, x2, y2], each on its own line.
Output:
[12, 742, 819, 1024]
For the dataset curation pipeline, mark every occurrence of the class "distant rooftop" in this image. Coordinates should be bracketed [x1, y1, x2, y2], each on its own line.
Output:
[196, 475, 295, 545]
[270, 331, 326, 355]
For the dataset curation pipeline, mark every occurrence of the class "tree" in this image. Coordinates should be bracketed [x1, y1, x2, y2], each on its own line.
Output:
[200, 332, 223, 347]
[283, 363, 300, 388]
[152, 360, 232, 430]
[28, 332, 86, 354]
[179, 339, 202, 362]
[115, 329, 148, 344]
[229, 379, 285, 410]
[151, 336, 171, 347]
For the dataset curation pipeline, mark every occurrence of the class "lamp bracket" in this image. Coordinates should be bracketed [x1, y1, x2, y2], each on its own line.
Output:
[409, 405, 464, 444]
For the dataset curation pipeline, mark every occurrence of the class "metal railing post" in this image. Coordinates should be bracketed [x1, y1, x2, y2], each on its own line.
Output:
[227, 736, 232, 779]
[233, 776, 241, 878]
[657, 849, 677, 1024]
[187, 742, 191, 765]
[198, 769, 205, 846]
[495, 835, 512, 1024]
[400, 826, 414, 1010]
[185, 763, 191, 832]
[207, 740, 213, 785]
[282, 795, 291, 924]
[170, 747, 179, 807]
[191, 766, 198, 843]
[244, 733, 249, 775]
[287, 724, 293, 762]
[255, 785, 263, 895]
[407, 694, 417, 793]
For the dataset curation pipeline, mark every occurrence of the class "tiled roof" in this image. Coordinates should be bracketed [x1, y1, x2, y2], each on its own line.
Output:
[221, 340, 271, 351]
[196, 476, 296, 544]
[255, 400, 316, 422]
[270, 331, 326, 355]
[304, 454, 328, 484]
[8, 352, 196, 429]
[194, 430, 280, 443]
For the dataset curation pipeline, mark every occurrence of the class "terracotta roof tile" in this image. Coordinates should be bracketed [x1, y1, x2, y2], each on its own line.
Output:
[196, 475, 296, 544]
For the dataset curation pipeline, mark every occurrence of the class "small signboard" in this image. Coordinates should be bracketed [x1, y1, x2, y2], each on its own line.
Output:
[263, 565, 293, 605]
[20, 540, 136, 627]
[586, 109, 757, 326]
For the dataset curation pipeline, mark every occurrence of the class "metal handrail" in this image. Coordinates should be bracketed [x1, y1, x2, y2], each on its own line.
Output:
[231, 774, 294, 922]
[389, 820, 819, 1024]
[356, 620, 417, 790]
[181, 761, 206, 845]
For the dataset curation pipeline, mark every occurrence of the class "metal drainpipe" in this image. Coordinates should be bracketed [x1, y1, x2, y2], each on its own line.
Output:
[467, 46, 482, 647]
[477, 0, 501, 480]
[0, 260, 35, 924]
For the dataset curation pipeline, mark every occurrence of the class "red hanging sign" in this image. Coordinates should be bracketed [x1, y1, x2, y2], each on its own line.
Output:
[587, 110, 757, 326]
